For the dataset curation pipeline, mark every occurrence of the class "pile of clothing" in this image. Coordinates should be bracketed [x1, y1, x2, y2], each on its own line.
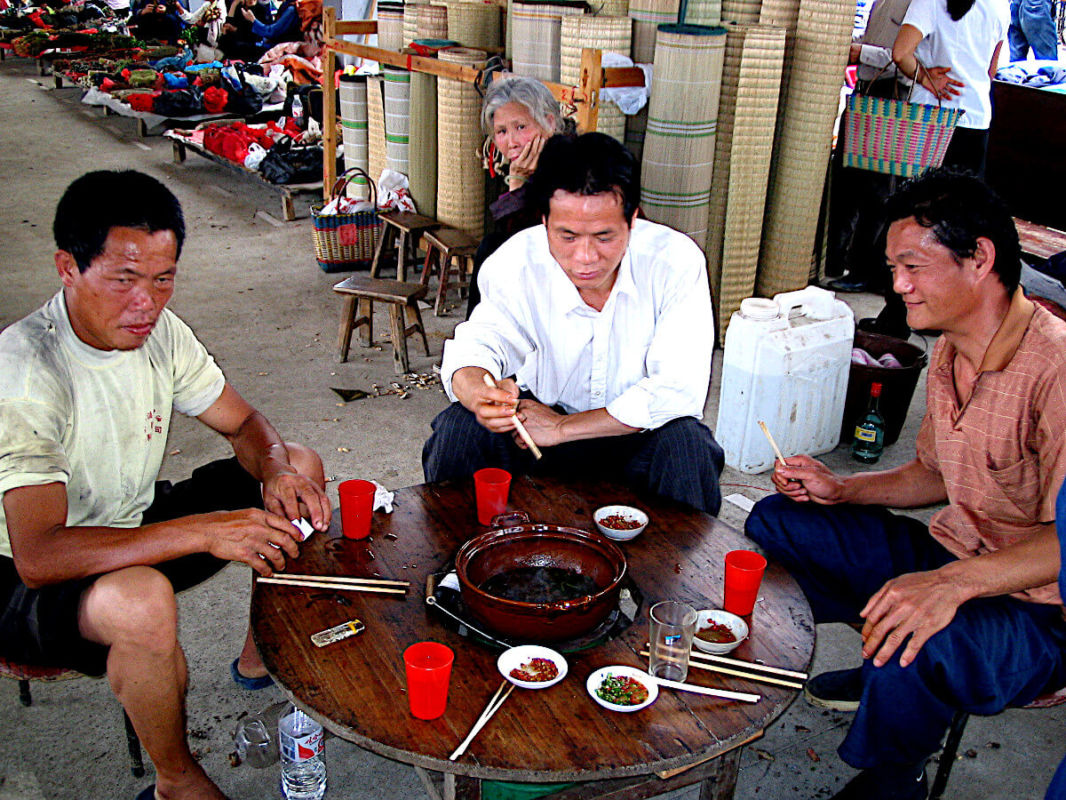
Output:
[192, 116, 323, 184]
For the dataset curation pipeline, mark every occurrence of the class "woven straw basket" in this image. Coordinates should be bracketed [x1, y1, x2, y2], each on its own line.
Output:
[842, 93, 961, 177]
[311, 169, 381, 272]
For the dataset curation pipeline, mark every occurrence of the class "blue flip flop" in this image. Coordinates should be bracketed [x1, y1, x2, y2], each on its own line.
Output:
[230, 658, 274, 690]
[135, 785, 156, 800]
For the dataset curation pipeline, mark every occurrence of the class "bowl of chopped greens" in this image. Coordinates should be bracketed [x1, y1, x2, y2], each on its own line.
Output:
[586, 666, 658, 712]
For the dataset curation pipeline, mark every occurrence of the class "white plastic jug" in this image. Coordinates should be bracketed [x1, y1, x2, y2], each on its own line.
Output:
[715, 286, 855, 475]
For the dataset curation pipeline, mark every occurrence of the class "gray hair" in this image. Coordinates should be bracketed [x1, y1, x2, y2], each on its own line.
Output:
[480, 76, 563, 135]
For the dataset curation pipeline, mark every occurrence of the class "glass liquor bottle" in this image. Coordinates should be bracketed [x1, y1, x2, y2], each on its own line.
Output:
[852, 382, 885, 464]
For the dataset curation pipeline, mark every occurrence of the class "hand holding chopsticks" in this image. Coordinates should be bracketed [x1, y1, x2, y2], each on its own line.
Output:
[258, 574, 409, 595]
[482, 374, 543, 460]
[450, 680, 515, 761]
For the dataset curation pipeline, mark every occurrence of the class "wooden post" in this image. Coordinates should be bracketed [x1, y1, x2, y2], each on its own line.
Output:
[576, 47, 602, 134]
[322, 6, 339, 196]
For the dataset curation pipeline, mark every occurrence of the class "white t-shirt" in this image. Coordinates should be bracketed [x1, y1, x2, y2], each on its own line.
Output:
[440, 218, 714, 431]
[0, 292, 226, 558]
[902, 0, 1008, 129]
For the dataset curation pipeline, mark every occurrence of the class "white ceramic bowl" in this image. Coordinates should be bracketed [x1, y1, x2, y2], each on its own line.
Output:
[692, 609, 749, 655]
[586, 665, 659, 712]
[497, 645, 568, 690]
[593, 505, 649, 541]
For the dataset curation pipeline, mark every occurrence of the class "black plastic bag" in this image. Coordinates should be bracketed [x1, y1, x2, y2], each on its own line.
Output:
[259, 137, 322, 185]
[153, 87, 204, 117]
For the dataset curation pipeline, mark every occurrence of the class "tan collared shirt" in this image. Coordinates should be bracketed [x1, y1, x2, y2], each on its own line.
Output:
[916, 290, 1066, 606]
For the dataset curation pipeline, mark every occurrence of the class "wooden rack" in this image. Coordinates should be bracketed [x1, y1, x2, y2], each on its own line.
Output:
[319, 7, 646, 194]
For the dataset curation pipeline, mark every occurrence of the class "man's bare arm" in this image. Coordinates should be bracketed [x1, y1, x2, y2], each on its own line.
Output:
[197, 383, 330, 530]
[861, 525, 1060, 667]
[4, 482, 299, 588]
[772, 455, 949, 508]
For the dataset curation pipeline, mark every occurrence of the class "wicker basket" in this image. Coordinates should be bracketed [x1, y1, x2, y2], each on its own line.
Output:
[842, 91, 961, 177]
[310, 169, 381, 273]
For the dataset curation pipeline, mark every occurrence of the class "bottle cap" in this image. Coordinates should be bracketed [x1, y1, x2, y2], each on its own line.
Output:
[871, 382, 882, 398]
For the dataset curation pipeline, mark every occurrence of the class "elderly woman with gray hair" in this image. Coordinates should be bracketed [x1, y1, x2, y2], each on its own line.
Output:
[467, 75, 573, 316]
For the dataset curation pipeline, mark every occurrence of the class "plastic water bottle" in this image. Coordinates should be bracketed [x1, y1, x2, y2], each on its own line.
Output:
[278, 703, 326, 800]
[291, 94, 305, 129]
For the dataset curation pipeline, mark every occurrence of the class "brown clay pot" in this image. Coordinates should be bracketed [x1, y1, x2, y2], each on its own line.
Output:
[455, 519, 627, 642]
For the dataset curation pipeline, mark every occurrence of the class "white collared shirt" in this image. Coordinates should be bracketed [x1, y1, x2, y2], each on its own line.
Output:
[440, 218, 714, 431]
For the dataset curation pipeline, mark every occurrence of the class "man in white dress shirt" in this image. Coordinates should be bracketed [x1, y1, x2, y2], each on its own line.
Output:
[423, 132, 725, 515]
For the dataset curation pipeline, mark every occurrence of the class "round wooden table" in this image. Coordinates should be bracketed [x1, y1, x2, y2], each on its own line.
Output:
[252, 475, 814, 800]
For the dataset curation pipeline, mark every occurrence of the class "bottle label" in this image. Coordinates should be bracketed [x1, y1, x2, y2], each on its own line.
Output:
[280, 718, 323, 763]
[854, 426, 877, 443]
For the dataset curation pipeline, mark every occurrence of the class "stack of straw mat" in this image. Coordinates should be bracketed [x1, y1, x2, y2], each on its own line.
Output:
[755, 0, 851, 296]
[703, 22, 785, 343]
[367, 75, 388, 188]
[559, 15, 632, 143]
[640, 23, 726, 245]
[436, 47, 488, 238]
[383, 66, 412, 178]
[628, 0, 679, 62]
[378, 1, 406, 51]
[446, 0, 501, 48]
[511, 0, 585, 81]
[339, 74, 371, 200]
[682, 0, 721, 25]
[409, 69, 438, 217]
[721, 0, 760, 23]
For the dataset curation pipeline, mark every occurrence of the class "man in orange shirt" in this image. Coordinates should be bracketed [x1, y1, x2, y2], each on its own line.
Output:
[747, 168, 1066, 800]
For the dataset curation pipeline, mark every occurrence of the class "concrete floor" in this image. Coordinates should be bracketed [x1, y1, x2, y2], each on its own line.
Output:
[0, 57, 1062, 800]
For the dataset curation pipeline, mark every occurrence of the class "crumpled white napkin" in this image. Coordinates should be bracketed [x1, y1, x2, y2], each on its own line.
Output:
[599, 53, 652, 115]
[370, 480, 395, 513]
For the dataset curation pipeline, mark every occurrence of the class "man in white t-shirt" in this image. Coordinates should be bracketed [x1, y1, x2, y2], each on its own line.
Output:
[0, 170, 331, 800]
[424, 133, 725, 515]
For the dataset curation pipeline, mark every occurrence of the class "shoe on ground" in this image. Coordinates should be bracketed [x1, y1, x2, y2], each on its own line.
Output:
[230, 657, 274, 690]
[803, 667, 863, 712]
[829, 765, 928, 800]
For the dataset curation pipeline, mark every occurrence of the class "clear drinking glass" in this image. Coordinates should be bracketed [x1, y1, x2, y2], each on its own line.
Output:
[648, 601, 698, 682]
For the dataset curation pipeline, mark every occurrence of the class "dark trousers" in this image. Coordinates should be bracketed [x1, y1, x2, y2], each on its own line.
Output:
[745, 495, 1066, 769]
[422, 402, 725, 515]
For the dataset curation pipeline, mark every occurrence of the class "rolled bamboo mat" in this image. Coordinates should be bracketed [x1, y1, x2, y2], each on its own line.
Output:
[378, 1, 406, 50]
[417, 3, 450, 36]
[591, 0, 630, 13]
[755, 0, 851, 296]
[446, 0, 501, 48]
[721, 0, 759, 23]
[511, 1, 585, 82]
[682, 0, 721, 24]
[367, 75, 388, 187]
[437, 47, 488, 238]
[339, 75, 371, 200]
[403, 3, 422, 46]
[628, 0, 679, 62]
[703, 22, 785, 343]
[640, 23, 726, 245]
[383, 66, 411, 177]
[560, 15, 632, 142]
[409, 69, 438, 216]
[624, 105, 647, 159]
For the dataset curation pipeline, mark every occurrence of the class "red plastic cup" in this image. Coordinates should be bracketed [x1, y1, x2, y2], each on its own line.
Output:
[403, 642, 454, 720]
[723, 549, 768, 616]
[473, 468, 511, 526]
[338, 479, 376, 539]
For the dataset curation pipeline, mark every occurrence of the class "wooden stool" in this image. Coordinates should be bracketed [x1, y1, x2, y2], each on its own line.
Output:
[0, 655, 145, 777]
[333, 276, 431, 374]
[420, 226, 479, 316]
[369, 211, 441, 282]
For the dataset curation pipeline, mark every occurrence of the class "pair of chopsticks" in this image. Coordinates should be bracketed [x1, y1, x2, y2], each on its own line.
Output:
[482, 374, 542, 460]
[258, 574, 409, 595]
[449, 680, 515, 760]
[640, 646, 807, 690]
